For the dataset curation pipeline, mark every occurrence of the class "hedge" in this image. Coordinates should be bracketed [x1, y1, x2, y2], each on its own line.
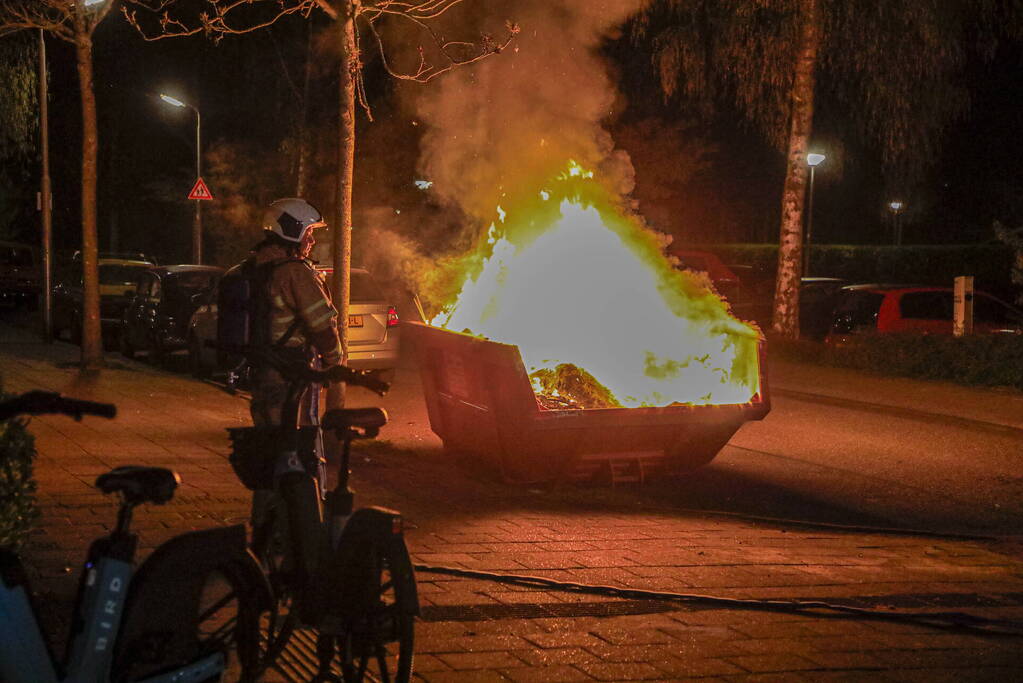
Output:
[0, 387, 39, 550]
[705, 243, 1018, 301]
[770, 333, 1023, 391]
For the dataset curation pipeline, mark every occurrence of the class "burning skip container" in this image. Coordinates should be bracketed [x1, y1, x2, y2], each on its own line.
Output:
[407, 321, 771, 484]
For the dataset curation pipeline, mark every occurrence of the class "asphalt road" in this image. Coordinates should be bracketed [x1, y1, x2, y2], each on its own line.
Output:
[666, 393, 1023, 537]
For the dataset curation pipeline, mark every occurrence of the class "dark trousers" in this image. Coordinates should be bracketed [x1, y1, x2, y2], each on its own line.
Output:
[248, 366, 324, 533]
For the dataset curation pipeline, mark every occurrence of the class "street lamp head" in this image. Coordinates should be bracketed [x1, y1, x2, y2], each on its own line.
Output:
[84, 0, 108, 5]
[807, 152, 826, 167]
[889, 200, 904, 213]
[160, 94, 186, 108]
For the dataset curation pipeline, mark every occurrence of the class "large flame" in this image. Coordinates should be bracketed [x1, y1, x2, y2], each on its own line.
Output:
[430, 162, 761, 407]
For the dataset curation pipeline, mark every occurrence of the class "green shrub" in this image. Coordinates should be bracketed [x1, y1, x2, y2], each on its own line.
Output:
[705, 243, 1017, 299]
[770, 333, 1023, 390]
[0, 390, 39, 550]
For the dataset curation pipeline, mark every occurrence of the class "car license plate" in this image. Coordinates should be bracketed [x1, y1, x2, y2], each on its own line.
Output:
[349, 314, 364, 328]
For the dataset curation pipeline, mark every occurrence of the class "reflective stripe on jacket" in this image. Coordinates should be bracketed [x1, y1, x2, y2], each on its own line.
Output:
[254, 244, 342, 365]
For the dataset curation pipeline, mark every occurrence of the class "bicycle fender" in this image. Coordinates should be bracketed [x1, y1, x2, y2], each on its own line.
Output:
[328, 507, 420, 616]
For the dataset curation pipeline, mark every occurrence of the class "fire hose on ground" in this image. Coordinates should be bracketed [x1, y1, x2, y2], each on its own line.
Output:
[411, 562, 1023, 637]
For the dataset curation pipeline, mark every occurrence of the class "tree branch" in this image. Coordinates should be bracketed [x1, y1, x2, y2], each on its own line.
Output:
[315, 0, 336, 20]
[0, 0, 120, 42]
[121, 0, 518, 98]
[123, 0, 322, 41]
[0, 1, 70, 41]
[363, 13, 517, 83]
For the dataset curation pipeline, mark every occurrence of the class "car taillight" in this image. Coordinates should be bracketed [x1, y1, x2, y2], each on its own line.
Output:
[387, 306, 400, 327]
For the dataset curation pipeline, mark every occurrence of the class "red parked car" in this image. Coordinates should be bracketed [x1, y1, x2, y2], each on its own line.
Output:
[824, 284, 1023, 345]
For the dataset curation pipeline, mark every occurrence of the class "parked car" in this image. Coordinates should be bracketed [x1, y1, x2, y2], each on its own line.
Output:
[824, 284, 1023, 346]
[52, 254, 156, 345]
[0, 241, 41, 309]
[735, 276, 849, 340]
[187, 265, 400, 378]
[667, 247, 742, 303]
[120, 265, 223, 364]
[723, 262, 773, 305]
[321, 267, 401, 373]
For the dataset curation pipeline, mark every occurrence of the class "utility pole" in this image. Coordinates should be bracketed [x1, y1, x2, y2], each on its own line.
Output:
[193, 106, 202, 264]
[39, 28, 53, 342]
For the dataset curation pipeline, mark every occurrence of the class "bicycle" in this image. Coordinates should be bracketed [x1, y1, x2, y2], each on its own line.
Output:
[226, 357, 419, 682]
[0, 390, 270, 682]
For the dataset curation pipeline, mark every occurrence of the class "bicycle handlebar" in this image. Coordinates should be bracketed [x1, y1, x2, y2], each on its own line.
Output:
[0, 391, 117, 422]
[309, 364, 391, 397]
[232, 347, 391, 396]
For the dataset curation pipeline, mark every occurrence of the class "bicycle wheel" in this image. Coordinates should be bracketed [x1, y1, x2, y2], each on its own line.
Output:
[114, 562, 260, 683]
[334, 538, 417, 683]
[248, 495, 300, 674]
[196, 566, 262, 682]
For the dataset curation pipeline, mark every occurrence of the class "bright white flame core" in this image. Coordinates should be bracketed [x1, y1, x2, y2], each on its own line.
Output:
[432, 196, 760, 407]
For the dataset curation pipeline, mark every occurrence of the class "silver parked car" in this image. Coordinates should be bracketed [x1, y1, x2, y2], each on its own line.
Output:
[187, 266, 400, 377]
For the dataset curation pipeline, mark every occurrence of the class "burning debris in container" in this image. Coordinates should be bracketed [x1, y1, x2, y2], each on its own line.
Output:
[429, 162, 761, 409]
[531, 363, 621, 410]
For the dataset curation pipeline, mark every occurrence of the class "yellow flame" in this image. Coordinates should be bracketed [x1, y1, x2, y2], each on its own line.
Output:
[431, 162, 761, 407]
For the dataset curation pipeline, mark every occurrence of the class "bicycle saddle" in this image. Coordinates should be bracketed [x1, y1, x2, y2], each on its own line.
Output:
[322, 407, 388, 436]
[95, 466, 180, 505]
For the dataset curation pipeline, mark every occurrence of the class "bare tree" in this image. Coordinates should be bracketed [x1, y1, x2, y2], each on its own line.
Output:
[1, 0, 121, 368]
[125, 0, 515, 407]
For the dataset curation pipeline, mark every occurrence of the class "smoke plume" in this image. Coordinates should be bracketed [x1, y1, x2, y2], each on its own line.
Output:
[409, 0, 648, 221]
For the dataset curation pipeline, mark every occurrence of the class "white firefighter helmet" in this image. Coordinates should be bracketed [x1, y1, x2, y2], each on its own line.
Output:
[263, 198, 326, 243]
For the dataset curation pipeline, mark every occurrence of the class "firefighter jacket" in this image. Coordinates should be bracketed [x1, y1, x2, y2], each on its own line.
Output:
[253, 243, 343, 366]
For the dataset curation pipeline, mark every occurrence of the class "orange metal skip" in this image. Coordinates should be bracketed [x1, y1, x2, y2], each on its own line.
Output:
[406, 321, 770, 484]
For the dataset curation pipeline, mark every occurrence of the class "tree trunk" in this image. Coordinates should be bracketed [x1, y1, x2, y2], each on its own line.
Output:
[74, 12, 103, 369]
[771, 0, 821, 339]
[296, 20, 313, 196]
[326, 0, 358, 414]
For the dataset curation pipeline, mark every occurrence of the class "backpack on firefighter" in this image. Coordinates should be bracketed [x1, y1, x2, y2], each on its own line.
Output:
[216, 258, 304, 367]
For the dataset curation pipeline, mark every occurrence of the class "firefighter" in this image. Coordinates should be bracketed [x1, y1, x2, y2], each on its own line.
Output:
[248, 197, 341, 429]
[245, 198, 341, 602]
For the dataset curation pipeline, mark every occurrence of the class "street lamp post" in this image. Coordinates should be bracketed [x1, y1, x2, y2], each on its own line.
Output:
[160, 94, 202, 264]
[805, 152, 826, 277]
[888, 200, 905, 246]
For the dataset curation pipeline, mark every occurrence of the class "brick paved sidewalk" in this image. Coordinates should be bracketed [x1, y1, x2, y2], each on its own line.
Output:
[3, 329, 1023, 682]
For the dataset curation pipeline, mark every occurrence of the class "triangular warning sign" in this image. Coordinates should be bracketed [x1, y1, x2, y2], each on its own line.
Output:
[188, 177, 214, 201]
